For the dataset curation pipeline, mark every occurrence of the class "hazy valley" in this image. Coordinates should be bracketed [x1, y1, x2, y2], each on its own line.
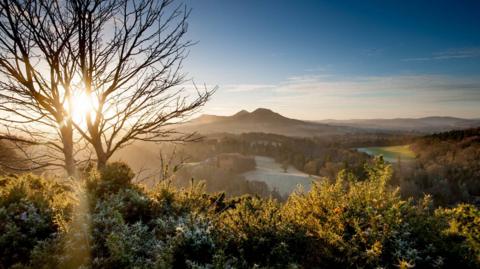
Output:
[1, 1, 479, 268]
[113, 108, 480, 206]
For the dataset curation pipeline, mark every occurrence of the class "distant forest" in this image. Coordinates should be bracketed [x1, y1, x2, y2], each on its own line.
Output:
[400, 128, 480, 205]
[166, 129, 480, 206]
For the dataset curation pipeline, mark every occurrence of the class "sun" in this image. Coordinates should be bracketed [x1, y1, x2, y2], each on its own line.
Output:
[68, 91, 98, 124]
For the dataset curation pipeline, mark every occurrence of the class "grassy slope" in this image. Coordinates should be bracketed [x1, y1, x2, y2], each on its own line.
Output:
[357, 145, 415, 163]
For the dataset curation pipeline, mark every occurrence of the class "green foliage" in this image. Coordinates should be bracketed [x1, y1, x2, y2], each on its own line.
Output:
[282, 157, 474, 268]
[86, 162, 136, 197]
[437, 204, 480, 265]
[401, 127, 480, 205]
[216, 196, 304, 267]
[0, 174, 73, 268]
[1, 161, 479, 268]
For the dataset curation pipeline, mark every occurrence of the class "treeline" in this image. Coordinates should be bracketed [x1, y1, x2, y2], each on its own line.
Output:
[1, 161, 479, 268]
[175, 129, 480, 207]
[175, 132, 410, 181]
[397, 128, 480, 205]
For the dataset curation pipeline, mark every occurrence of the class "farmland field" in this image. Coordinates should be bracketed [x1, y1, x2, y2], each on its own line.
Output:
[243, 156, 317, 196]
[357, 145, 416, 163]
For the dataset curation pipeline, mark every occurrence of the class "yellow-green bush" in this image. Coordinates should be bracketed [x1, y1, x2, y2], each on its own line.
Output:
[282, 158, 460, 268]
[0, 174, 73, 268]
[1, 161, 479, 268]
[437, 204, 480, 265]
[215, 196, 305, 267]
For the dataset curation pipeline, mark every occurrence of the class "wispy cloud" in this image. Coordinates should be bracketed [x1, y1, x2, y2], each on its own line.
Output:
[223, 84, 275, 93]
[403, 47, 480, 62]
[204, 74, 480, 120]
[275, 74, 480, 96]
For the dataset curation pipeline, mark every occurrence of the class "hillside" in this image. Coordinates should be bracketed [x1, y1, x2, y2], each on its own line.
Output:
[179, 108, 356, 137]
[181, 109, 480, 137]
[396, 127, 480, 205]
[317, 117, 480, 133]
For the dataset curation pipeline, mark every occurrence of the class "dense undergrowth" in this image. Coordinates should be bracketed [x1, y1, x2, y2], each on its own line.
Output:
[0, 159, 479, 268]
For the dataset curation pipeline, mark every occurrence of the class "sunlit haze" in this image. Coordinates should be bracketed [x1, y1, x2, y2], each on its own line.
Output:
[1, 1, 480, 268]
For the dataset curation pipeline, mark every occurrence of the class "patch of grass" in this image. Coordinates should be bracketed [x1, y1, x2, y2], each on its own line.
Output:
[358, 145, 415, 163]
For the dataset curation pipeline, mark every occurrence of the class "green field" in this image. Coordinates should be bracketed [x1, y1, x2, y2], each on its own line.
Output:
[357, 145, 416, 163]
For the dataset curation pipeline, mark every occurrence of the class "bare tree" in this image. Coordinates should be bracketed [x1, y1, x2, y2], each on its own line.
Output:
[68, 0, 213, 170]
[0, 0, 213, 174]
[0, 0, 81, 175]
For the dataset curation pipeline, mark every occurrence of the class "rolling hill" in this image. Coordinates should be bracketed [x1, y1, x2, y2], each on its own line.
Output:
[180, 108, 480, 137]
[178, 108, 356, 137]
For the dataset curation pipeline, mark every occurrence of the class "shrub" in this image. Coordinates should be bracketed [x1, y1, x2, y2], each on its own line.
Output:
[1, 161, 479, 268]
[216, 196, 305, 268]
[88, 168, 159, 268]
[437, 204, 480, 266]
[282, 157, 472, 268]
[88, 165, 220, 268]
[86, 162, 136, 198]
[0, 174, 73, 268]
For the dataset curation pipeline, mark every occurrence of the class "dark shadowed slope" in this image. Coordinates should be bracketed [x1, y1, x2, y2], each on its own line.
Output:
[178, 108, 356, 137]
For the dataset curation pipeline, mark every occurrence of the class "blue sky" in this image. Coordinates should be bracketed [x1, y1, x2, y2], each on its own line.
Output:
[183, 0, 480, 119]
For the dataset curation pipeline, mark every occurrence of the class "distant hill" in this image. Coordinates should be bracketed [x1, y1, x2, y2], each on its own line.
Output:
[317, 117, 480, 133]
[180, 109, 480, 137]
[178, 108, 356, 137]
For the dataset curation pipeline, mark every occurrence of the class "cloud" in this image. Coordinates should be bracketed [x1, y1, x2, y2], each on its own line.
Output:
[274, 74, 480, 103]
[223, 84, 276, 93]
[403, 47, 480, 62]
[204, 73, 480, 120]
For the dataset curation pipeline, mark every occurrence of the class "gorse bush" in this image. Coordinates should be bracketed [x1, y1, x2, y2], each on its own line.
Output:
[437, 204, 480, 265]
[0, 174, 74, 268]
[283, 158, 461, 268]
[216, 196, 305, 267]
[0, 160, 479, 268]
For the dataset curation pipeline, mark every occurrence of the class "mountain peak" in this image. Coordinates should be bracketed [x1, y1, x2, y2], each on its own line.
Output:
[252, 108, 274, 114]
[233, 109, 250, 117]
[232, 108, 282, 119]
[247, 108, 293, 122]
[180, 107, 351, 137]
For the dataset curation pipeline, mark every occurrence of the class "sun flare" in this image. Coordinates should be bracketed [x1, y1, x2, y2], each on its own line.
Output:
[67, 92, 98, 124]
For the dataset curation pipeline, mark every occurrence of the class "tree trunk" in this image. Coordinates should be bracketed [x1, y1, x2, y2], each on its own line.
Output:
[96, 152, 107, 171]
[92, 138, 108, 171]
[60, 125, 76, 177]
